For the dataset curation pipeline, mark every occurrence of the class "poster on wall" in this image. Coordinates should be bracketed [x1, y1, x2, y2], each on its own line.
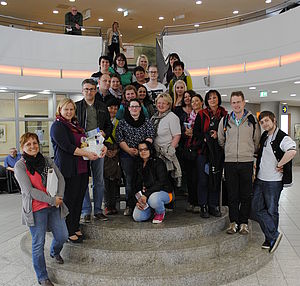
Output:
[0, 124, 6, 142]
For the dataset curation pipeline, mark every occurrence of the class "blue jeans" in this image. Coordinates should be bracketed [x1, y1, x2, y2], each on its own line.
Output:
[252, 179, 283, 242]
[82, 158, 105, 215]
[133, 191, 171, 222]
[29, 207, 68, 283]
[120, 156, 137, 209]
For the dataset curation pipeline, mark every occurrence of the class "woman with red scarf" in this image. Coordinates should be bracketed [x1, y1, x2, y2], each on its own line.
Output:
[193, 90, 227, 218]
[50, 98, 101, 243]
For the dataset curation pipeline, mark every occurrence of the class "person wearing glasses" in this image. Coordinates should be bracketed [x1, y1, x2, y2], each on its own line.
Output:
[75, 79, 112, 223]
[109, 53, 132, 87]
[132, 141, 173, 224]
[65, 6, 83, 35]
[143, 65, 166, 103]
[116, 99, 155, 216]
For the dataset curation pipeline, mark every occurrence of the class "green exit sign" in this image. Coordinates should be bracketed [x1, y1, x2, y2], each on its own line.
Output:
[260, 91, 268, 97]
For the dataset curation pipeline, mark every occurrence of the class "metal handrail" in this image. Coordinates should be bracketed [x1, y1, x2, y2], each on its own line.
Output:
[160, 0, 299, 36]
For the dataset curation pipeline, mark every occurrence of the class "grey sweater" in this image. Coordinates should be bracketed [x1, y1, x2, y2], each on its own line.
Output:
[14, 157, 69, 227]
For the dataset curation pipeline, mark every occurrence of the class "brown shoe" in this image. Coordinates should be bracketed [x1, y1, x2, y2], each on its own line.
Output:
[50, 254, 64, 264]
[239, 223, 249, 235]
[226, 222, 238, 234]
[39, 279, 54, 286]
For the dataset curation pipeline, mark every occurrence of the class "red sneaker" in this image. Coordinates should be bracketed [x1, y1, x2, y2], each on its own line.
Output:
[152, 212, 165, 224]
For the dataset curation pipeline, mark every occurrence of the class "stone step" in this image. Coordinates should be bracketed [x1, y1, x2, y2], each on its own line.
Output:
[22, 233, 270, 286]
[21, 229, 250, 267]
[81, 208, 228, 244]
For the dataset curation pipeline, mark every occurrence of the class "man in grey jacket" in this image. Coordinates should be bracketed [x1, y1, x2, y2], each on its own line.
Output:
[218, 91, 260, 235]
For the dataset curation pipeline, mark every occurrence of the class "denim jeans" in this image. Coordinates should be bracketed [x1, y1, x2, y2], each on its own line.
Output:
[252, 179, 283, 242]
[120, 156, 137, 209]
[133, 191, 171, 222]
[82, 157, 105, 215]
[29, 207, 68, 283]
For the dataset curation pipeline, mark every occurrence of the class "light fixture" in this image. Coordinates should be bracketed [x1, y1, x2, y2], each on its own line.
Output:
[194, 24, 200, 28]
[159, 16, 164, 20]
[37, 22, 43, 25]
[265, 0, 272, 3]
[233, 10, 239, 14]
[0, 90, 6, 93]
[138, 25, 143, 29]
[245, 99, 249, 103]
[196, 1, 202, 4]
[98, 18, 104, 22]
[0, 87, 7, 90]
[221, 94, 227, 97]
[282, 102, 287, 105]
[117, 8, 124, 12]
[294, 81, 300, 84]
[0, 1, 7, 6]
[271, 90, 278, 93]
[123, 10, 128, 17]
[249, 86, 256, 90]
[290, 93, 297, 97]
[53, 10, 59, 14]
[38, 90, 51, 94]
[69, 0, 76, 2]
[81, 28, 85, 31]
[19, 94, 38, 100]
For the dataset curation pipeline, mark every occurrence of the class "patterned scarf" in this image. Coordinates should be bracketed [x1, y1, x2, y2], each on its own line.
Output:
[109, 87, 122, 100]
[56, 115, 85, 134]
[151, 110, 171, 136]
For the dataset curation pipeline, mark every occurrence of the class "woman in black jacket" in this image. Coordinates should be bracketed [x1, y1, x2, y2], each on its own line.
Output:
[132, 141, 173, 224]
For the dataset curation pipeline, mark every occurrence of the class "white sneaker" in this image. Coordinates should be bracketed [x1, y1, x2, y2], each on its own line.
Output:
[226, 222, 238, 234]
[239, 223, 249, 235]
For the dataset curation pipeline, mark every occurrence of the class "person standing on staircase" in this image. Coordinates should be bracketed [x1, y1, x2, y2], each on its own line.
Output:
[218, 91, 260, 235]
[252, 111, 296, 253]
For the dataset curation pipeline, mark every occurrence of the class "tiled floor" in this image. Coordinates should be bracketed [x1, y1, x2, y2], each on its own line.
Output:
[1, 168, 300, 285]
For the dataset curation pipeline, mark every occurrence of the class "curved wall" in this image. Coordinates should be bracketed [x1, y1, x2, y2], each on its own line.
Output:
[0, 26, 102, 92]
[163, 6, 300, 90]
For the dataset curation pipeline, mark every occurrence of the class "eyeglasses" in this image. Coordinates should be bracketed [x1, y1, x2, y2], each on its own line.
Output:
[129, 105, 141, 109]
[83, 88, 96, 92]
[138, 147, 149, 152]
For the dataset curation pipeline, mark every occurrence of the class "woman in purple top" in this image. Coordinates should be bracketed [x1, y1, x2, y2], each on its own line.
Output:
[50, 98, 101, 243]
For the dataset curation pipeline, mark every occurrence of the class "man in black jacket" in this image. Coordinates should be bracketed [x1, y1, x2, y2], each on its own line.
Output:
[76, 79, 113, 222]
[65, 6, 83, 35]
[252, 111, 296, 253]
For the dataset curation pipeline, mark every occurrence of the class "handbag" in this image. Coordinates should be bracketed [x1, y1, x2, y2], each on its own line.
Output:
[182, 147, 198, 161]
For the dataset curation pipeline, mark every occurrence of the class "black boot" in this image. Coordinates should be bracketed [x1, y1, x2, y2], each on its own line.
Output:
[200, 205, 210, 218]
[209, 206, 222, 217]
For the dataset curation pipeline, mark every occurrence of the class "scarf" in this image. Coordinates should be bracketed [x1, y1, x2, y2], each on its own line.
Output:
[172, 73, 186, 86]
[188, 110, 198, 125]
[22, 152, 48, 186]
[151, 110, 171, 136]
[124, 108, 146, 128]
[56, 115, 85, 134]
[116, 67, 126, 75]
[109, 87, 122, 100]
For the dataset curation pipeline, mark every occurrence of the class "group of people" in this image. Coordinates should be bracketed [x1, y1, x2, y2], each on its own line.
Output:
[13, 49, 296, 286]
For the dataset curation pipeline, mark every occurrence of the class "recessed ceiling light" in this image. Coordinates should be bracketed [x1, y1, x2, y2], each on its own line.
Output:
[69, 0, 76, 2]
[196, 0, 202, 4]
[123, 10, 128, 17]
[271, 90, 278, 93]
[249, 86, 256, 90]
[53, 10, 59, 14]
[290, 93, 297, 97]
[282, 102, 287, 105]
[1, 1, 7, 6]
[265, 0, 272, 3]
[138, 25, 143, 29]
[245, 99, 249, 103]
[98, 18, 104, 22]
[0, 87, 7, 90]
[37, 22, 43, 25]
[221, 94, 227, 97]
[117, 8, 124, 12]
[159, 16, 164, 20]
[194, 24, 200, 28]
[81, 28, 85, 31]
[19, 94, 38, 100]
[38, 90, 51, 94]
[294, 81, 300, 84]
[233, 10, 239, 14]
[0, 90, 6, 93]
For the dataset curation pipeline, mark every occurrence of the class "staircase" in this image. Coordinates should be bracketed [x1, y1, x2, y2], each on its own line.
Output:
[20, 204, 271, 286]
